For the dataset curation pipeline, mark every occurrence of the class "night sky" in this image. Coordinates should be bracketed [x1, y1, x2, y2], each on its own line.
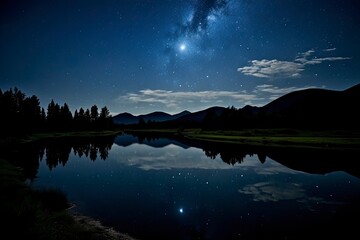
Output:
[1, 0, 359, 115]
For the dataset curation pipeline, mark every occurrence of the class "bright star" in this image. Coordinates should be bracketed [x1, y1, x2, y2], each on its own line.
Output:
[179, 44, 186, 51]
[179, 208, 184, 213]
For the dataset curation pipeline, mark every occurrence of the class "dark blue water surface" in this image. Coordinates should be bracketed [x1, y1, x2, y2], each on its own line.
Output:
[31, 134, 360, 239]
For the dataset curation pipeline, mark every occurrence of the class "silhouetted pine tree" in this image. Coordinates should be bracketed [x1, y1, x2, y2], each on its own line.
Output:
[47, 100, 61, 131]
[99, 106, 114, 130]
[1, 87, 114, 135]
[0, 87, 42, 136]
[60, 103, 73, 131]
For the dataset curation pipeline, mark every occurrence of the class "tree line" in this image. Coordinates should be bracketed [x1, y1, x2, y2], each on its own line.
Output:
[0, 87, 114, 137]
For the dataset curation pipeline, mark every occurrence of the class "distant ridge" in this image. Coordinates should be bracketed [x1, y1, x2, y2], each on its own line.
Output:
[113, 83, 360, 130]
[113, 110, 191, 125]
[175, 106, 226, 123]
[259, 83, 360, 128]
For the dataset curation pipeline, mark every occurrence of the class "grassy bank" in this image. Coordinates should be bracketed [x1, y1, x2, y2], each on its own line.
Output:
[0, 159, 136, 240]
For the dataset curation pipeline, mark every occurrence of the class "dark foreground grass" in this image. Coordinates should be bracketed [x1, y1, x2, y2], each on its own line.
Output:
[0, 159, 136, 240]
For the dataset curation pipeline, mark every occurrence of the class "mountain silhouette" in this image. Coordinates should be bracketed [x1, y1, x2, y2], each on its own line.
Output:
[169, 83, 360, 129]
[175, 106, 226, 123]
[113, 110, 190, 125]
[260, 83, 360, 129]
[113, 83, 360, 130]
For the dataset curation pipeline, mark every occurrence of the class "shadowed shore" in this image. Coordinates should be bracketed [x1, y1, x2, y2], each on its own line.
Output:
[0, 158, 138, 240]
[72, 214, 138, 240]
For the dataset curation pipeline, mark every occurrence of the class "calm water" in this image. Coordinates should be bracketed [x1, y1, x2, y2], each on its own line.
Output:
[30, 134, 360, 239]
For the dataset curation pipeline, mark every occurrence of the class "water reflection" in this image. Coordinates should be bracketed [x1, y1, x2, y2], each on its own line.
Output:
[44, 136, 114, 168]
[23, 133, 360, 240]
[113, 133, 360, 178]
[0, 136, 115, 180]
[3, 133, 359, 180]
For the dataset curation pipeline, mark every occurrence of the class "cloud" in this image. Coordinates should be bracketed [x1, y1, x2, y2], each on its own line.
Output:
[115, 84, 325, 114]
[238, 59, 304, 78]
[116, 89, 261, 113]
[238, 49, 351, 79]
[254, 84, 320, 94]
[253, 84, 323, 102]
[302, 57, 351, 65]
[323, 47, 336, 52]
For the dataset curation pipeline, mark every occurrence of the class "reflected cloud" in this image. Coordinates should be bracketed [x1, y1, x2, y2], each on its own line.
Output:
[112, 142, 302, 174]
[238, 181, 343, 211]
[239, 181, 307, 202]
[112, 144, 261, 170]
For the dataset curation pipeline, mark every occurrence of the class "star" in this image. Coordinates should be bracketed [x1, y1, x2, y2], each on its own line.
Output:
[179, 208, 184, 213]
[179, 43, 186, 51]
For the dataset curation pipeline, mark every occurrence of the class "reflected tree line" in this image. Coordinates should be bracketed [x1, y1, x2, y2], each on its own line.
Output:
[3, 135, 259, 180]
[122, 134, 360, 178]
[41, 136, 258, 170]
[127, 134, 264, 166]
[203, 146, 253, 165]
[202, 144, 267, 165]
[134, 134, 262, 166]
[0, 136, 115, 180]
[2, 133, 359, 181]
[41, 138, 113, 170]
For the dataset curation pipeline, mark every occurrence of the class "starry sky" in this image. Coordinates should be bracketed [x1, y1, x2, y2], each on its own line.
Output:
[1, 0, 359, 115]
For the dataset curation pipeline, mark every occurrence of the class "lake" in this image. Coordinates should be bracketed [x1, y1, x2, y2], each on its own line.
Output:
[29, 133, 360, 239]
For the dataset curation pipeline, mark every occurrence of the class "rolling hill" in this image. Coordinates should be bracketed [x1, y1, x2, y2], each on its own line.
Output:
[113, 83, 360, 130]
[112, 110, 190, 125]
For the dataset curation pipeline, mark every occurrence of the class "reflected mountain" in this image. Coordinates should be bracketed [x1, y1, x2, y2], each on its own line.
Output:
[3, 133, 359, 180]
[114, 133, 190, 149]
[265, 148, 360, 178]
[114, 133, 360, 178]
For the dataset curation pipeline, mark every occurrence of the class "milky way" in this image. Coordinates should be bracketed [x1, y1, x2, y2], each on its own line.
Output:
[0, 0, 359, 114]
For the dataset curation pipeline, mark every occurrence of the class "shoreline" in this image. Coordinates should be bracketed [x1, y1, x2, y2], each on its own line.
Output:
[71, 213, 138, 240]
[0, 158, 138, 240]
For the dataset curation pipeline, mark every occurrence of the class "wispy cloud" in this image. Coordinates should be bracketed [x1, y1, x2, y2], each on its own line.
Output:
[116, 89, 261, 113]
[323, 47, 336, 52]
[254, 84, 321, 95]
[115, 84, 324, 114]
[238, 49, 351, 79]
[253, 84, 323, 101]
[238, 59, 304, 78]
